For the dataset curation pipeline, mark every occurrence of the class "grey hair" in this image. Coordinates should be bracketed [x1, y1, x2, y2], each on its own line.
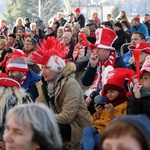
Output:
[6, 103, 63, 150]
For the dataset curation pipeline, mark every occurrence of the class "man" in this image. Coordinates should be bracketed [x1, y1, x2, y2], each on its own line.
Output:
[6, 49, 41, 101]
[68, 13, 75, 25]
[123, 32, 146, 67]
[24, 37, 41, 73]
[7, 33, 22, 49]
[130, 15, 149, 37]
[57, 12, 66, 26]
[81, 28, 126, 114]
[143, 14, 150, 36]
[74, 7, 85, 28]
[31, 37, 93, 150]
[86, 20, 96, 44]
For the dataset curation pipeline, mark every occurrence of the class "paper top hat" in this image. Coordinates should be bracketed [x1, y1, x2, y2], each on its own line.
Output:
[0, 73, 20, 88]
[91, 27, 118, 50]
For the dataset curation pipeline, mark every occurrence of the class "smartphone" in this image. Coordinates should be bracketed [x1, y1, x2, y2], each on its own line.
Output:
[96, 103, 105, 109]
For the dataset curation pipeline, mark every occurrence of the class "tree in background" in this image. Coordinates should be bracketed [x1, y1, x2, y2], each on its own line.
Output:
[3, 0, 62, 32]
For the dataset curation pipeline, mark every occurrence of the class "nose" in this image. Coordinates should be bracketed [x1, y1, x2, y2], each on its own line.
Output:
[3, 129, 13, 143]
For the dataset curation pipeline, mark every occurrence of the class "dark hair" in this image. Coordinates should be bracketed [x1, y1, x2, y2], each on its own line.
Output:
[0, 35, 5, 39]
[25, 37, 37, 46]
[9, 33, 16, 39]
[99, 120, 149, 150]
[18, 27, 25, 32]
[133, 31, 146, 40]
[145, 14, 149, 16]
[121, 19, 131, 29]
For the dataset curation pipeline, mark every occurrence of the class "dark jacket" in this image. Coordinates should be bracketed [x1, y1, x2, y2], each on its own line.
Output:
[127, 95, 150, 118]
[75, 14, 85, 28]
[22, 69, 41, 101]
[112, 29, 131, 52]
[144, 20, 150, 36]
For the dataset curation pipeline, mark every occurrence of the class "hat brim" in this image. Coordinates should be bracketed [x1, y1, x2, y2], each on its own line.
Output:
[0, 78, 20, 88]
[91, 44, 115, 50]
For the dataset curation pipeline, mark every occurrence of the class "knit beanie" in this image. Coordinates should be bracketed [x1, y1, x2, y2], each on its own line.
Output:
[114, 22, 122, 29]
[6, 49, 28, 73]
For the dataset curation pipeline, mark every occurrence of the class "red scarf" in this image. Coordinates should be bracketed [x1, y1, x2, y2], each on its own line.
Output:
[19, 73, 27, 87]
[73, 41, 87, 61]
[85, 51, 116, 96]
[106, 90, 127, 107]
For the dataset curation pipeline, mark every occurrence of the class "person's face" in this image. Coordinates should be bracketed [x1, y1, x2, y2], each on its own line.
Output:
[131, 34, 143, 46]
[144, 15, 150, 22]
[16, 35, 20, 41]
[57, 30, 63, 38]
[102, 134, 142, 150]
[105, 90, 119, 101]
[75, 11, 80, 17]
[8, 37, 15, 45]
[139, 52, 148, 64]
[42, 66, 59, 83]
[18, 30, 23, 35]
[8, 70, 24, 82]
[47, 29, 52, 35]
[132, 20, 139, 26]
[1, 20, 5, 26]
[63, 34, 70, 44]
[25, 41, 35, 52]
[0, 41, 4, 49]
[113, 26, 121, 31]
[72, 27, 78, 35]
[18, 19, 22, 25]
[87, 25, 95, 32]
[35, 30, 39, 36]
[94, 48, 111, 61]
[3, 114, 39, 150]
[140, 72, 150, 88]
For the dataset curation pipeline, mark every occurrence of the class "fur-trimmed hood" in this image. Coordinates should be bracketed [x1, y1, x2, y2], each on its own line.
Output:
[62, 62, 76, 77]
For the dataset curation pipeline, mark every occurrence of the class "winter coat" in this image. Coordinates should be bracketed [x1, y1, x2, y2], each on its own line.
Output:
[36, 62, 93, 150]
[36, 17, 46, 31]
[112, 29, 131, 52]
[74, 14, 85, 28]
[22, 69, 41, 101]
[127, 95, 150, 118]
[130, 23, 149, 37]
[93, 101, 126, 134]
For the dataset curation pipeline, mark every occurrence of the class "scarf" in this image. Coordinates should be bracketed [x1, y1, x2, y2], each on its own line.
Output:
[140, 87, 150, 98]
[106, 90, 127, 107]
[72, 41, 87, 61]
[19, 73, 27, 87]
[47, 73, 63, 103]
[85, 51, 116, 97]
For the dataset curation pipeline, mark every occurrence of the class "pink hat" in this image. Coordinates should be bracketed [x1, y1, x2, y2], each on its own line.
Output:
[101, 68, 135, 96]
[75, 7, 81, 13]
[133, 14, 140, 22]
[0, 73, 20, 88]
[6, 49, 28, 73]
[91, 28, 118, 50]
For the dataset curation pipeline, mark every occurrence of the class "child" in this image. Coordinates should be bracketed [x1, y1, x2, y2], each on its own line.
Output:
[80, 68, 135, 150]
[127, 55, 150, 118]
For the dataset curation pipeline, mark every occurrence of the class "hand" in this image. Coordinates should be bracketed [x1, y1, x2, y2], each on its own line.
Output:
[85, 97, 93, 106]
[90, 53, 99, 67]
[133, 83, 143, 98]
[105, 103, 116, 115]
[94, 104, 103, 119]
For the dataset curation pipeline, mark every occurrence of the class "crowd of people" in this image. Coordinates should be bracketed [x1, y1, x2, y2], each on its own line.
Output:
[0, 7, 150, 150]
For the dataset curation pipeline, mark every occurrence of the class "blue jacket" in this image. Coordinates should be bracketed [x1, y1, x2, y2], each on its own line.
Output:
[130, 23, 149, 37]
[123, 50, 132, 67]
[22, 69, 41, 101]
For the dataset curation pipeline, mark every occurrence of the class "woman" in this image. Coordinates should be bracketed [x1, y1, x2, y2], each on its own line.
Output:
[3, 103, 63, 150]
[16, 33, 24, 49]
[100, 115, 150, 150]
[12, 17, 25, 34]
[91, 11, 101, 28]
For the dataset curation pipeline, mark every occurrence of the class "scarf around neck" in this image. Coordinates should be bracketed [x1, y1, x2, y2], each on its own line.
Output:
[140, 87, 150, 98]
[106, 90, 127, 107]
